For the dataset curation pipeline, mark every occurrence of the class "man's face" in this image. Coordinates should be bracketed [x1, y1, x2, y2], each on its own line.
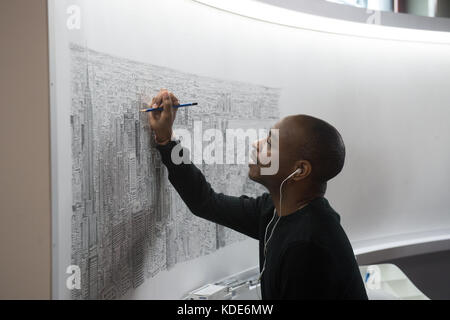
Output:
[249, 117, 309, 189]
[248, 128, 276, 181]
[248, 120, 294, 188]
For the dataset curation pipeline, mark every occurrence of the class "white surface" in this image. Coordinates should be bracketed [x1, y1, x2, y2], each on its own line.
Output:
[192, 284, 227, 296]
[50, 0, 450, 299]
[195, 0, 450, 44]
[353, 228, 450, 255]
[360, 264, 429, 300]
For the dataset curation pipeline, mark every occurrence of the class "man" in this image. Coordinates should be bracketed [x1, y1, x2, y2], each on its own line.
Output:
[148, 89, 368, 300]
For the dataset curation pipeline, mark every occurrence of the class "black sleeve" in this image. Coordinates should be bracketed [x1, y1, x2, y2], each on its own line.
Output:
[278, 241, 335, 300]
[156, 140, 267, 240]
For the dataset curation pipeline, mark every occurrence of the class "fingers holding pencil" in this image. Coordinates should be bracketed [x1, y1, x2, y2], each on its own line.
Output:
[161, 91, 177, 121]
[147, 90, 180, 145]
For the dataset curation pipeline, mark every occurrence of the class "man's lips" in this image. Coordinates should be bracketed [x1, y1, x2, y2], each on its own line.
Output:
[248, 147, 272, 168]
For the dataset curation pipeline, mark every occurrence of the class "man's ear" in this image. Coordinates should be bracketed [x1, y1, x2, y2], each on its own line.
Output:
[292, 160, 312, 181]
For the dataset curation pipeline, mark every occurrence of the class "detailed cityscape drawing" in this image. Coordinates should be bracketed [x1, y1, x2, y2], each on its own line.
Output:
[70, 44, 280, 299]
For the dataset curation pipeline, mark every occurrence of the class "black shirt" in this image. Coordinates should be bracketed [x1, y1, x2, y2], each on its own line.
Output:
[157, 141, 368, 300]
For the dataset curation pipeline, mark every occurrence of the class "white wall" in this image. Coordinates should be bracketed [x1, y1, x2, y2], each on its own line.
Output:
[50, 0, 450, 299]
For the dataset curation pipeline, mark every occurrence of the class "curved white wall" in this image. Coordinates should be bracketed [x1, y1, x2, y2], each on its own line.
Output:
[51, 0, 450, 299]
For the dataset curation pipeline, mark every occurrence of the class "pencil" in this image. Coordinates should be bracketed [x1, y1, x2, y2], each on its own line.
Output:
[140, 103, 198, 113]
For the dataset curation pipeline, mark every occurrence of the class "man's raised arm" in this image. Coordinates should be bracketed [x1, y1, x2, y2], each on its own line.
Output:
[148, 89, 267, 240]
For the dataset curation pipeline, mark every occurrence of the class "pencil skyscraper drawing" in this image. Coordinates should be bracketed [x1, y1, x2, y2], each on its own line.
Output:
[70, 44, 280, 299]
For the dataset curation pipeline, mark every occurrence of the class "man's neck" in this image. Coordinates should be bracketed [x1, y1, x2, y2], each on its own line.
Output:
[269, 185, 324, 217]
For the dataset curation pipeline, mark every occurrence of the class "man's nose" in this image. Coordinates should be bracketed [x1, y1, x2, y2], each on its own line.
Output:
[252, 139, 262, 152]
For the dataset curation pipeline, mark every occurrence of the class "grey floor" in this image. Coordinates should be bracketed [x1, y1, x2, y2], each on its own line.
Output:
[378, 250, 450, 300]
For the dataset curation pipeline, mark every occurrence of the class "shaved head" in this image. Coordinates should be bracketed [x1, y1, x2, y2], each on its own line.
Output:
[282, 115, 346, 184]
[249, 114, 346, 197]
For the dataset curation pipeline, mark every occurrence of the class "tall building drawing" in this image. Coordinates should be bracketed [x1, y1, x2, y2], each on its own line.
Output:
[70, 44, 280, 299]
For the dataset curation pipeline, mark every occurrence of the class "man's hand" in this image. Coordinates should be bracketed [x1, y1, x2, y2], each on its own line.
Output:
[147, 89, 179, 145]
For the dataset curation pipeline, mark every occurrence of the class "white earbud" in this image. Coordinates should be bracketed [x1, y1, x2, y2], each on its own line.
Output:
[285, 168, 302, 180]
